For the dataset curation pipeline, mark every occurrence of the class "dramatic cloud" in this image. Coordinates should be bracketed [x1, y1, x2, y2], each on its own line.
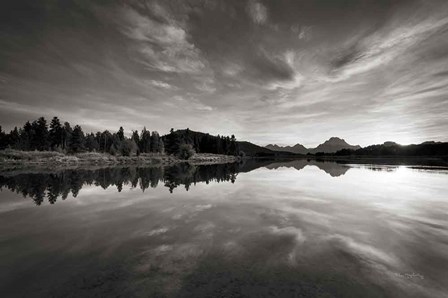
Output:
[1, 0, 448, 146]
[247, 0, 268, 24]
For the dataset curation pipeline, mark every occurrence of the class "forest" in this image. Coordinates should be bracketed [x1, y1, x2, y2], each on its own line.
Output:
[0, 117, 240, 158]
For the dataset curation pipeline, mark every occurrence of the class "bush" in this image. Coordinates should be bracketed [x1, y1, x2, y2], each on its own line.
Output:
[177, 144, 195, 160]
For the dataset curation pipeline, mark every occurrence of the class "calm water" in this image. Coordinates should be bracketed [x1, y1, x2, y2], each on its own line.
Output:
[1, 160, 448, 298]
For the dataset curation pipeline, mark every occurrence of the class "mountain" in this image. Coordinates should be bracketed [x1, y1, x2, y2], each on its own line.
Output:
[265, 159, 350, 177]
[238, 141, 274, 155]
[310, 137, 361, 154]
[265, 137, 361, 154]
[266, 143, 308, 155]
[162, 129, 294, 157]
[238, 141, 297, 157]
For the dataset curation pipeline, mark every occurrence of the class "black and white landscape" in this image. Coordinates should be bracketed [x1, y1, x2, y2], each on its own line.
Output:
[1, 1, 448, 297]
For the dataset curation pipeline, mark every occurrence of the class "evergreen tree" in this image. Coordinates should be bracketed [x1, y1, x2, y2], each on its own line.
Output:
[117, 126, 125, 141]
[164, 128, 181, 155]
[131, 131, 140, 155]
[109, 134, 121, 155]
[0, 126, 6, 149]
[139, 127, 151, 153]
[159, 138, 165, 154]
[98, 130, 112, 153]
[150, 131, 160, 152]
[70, 125, 85, 153]
[62, 122, 72, 151]
[49, 117, 64, 150]
[8, 127, 20, 149]
[85, 133, 99, 152]
[132, 130, 140, 145]
[31, 117, 49, 150]
[229, 134, 238, 155]
[121, 139, 138, 156]
[20, 121, 33, 150]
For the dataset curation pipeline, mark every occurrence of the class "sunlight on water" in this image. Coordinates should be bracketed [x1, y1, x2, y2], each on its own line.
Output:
[0, 161, 447, 297]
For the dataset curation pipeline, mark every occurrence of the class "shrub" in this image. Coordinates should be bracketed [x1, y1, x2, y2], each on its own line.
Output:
[177, 143, 195, 160]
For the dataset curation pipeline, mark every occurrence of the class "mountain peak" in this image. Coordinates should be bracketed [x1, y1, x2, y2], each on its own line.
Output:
[265, 137, 361, 154]
[312, 137, 360, 153]
[323, 137, 348, 145]
[383, 141, 399, 146]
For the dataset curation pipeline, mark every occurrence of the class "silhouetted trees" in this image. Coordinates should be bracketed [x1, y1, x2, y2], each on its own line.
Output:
[70, 125, 85, 153]
[1, 117, 241, 157]
[32, 117, 49, 151]
[49, 117, 64, 150]
[163, 129, 240, 156]
[139, 127, 151, 153]
[332, 142, 448, 157]
[0, 117, 169, 156]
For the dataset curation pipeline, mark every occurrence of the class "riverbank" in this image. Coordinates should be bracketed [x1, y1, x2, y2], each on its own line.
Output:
[0, 149, 239, 170]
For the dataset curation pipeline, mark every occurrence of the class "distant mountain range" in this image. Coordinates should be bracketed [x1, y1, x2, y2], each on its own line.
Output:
[266, 137, 361, 154]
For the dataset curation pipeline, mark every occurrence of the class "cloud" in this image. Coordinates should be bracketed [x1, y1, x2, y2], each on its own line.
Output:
[150, 80, 174, 89]
[147, 227, 170, 236]
[1, 0, 448, 146]
[246, 49, 295, 84]
[120, 7, 206, 74]
[267, 73, 303, 91]
[330, 15, 448, 81]
[194, 78, 216, 93]
[247, 0, 267, 24]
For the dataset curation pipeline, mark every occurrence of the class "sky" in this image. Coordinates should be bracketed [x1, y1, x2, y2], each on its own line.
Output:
[1, 0, 448, 147]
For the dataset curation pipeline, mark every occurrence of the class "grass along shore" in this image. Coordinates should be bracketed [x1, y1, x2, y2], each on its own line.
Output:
[0, 149, 239, 169]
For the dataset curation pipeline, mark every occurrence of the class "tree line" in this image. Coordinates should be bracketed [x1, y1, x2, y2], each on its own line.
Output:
[163, 128, 240, 156]
[0, 117, 241, 157]
[326, 142, 448, 157]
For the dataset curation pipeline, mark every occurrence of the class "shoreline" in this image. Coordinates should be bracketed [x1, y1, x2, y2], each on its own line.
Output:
[305, 155, 448, 167]
[0, 149, 239, 171]
[2, 149, 447, 172]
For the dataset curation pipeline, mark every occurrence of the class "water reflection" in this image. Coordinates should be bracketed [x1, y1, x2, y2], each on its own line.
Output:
[0, 163, 239, 205]
[1, 160, 448, 297]
[0, 160, 349, 205]
[265, 159, 350, 177]
[1, 160, 446, 206]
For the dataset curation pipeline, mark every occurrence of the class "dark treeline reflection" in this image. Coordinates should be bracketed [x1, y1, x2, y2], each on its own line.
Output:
[1, 159, 408, 206]
[0, 163, 239, 205]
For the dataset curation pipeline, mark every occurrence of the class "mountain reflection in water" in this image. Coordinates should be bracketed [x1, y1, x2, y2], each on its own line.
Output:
[1, 160, 448, 298]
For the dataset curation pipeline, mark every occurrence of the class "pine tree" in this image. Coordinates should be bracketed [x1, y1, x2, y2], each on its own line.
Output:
[131, 131, 140, 155]
[0, 126, 6, 149]
[164, 128, 181, 155]
[49, 117, 64, 150]
[85, 133, 99, 152]
[70, 125, 85, 153]
[31, 117, 49, 151]
[150, 131, 160, 152]
[117, 126, 125, 141]
[139, 127, 151, 153]
[229, 134, 239, 155]
[20, 121, 33, 150]
[8, 127, 20, 149]
[62, 122, 72, 151]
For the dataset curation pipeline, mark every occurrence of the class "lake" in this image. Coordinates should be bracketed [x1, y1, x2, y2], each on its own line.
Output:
[1, 160, 447, 298]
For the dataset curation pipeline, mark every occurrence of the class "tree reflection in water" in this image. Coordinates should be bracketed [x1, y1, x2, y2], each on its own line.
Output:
[0, 159, 360, 205]
[0, 163, 239, 205]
